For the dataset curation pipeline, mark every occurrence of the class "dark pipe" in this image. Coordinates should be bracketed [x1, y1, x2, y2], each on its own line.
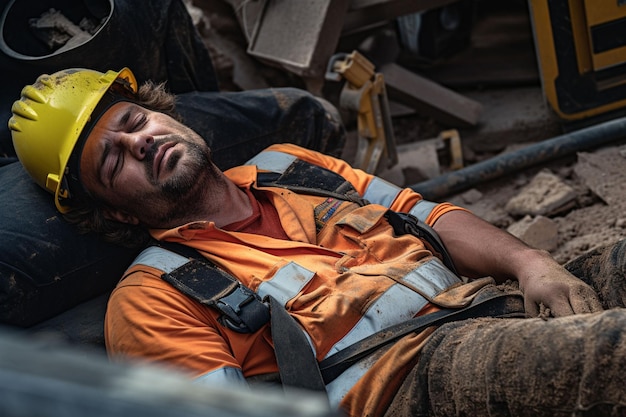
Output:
[409, 116, 626, 200]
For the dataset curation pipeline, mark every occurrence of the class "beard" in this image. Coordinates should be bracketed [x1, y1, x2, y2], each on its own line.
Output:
[145, 137, 213, 201]
[138, 136, 227, 226]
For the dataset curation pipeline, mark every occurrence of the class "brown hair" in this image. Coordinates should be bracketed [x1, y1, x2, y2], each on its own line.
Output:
[63, 81, 181, 248]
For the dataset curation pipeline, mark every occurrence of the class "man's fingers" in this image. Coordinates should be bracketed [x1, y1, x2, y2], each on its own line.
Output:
[526, 288, 603, 318]
[544, 300, 574, 318]
[570, 286, 603, 314]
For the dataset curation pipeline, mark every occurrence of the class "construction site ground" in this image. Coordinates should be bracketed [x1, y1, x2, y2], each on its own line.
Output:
[191, 0, 626, 267]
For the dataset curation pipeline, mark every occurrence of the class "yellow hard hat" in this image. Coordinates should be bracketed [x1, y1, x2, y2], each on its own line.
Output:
[8, 67, 137, 213]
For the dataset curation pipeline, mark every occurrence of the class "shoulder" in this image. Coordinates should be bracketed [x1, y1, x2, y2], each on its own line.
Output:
[260, 143, 344, 169]
[255, 144, 375, 192]
[108, 262, 218, 328]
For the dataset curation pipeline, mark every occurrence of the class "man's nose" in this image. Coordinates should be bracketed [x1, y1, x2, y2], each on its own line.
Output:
[123, 134, 154, 160]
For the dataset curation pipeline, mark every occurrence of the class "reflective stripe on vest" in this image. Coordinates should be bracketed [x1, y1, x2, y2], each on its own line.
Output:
[324, 257, 459, 358]
[129, 247, 318, 307]
[246, 150, 439, 222]
[246, 151, 297, 174]
[131, 245, 189, 273]
[194, 366, 247, 388]
[323, 257, 460, 408]
[257, 261, 316, 305]
[363, 177, 439, 223]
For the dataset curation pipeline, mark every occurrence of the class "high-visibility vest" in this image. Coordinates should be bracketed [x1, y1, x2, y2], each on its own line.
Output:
[126, 150, 465, 406]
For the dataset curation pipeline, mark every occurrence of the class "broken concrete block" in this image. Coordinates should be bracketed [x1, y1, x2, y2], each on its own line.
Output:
[507, 215, 558, 252]
[573, 148, 626, 206]
[378, 140, 441, 186]
[460, 188, 483, 205]
[505, 170, 577, 216]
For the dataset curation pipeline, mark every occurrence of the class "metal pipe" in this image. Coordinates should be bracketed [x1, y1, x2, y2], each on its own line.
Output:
[409, 116, 626, 200]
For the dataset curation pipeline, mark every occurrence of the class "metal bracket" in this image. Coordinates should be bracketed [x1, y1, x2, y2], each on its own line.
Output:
[326, 50, 398, 174]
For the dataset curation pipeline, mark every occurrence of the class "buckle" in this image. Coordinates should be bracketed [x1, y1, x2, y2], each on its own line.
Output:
[216, 284, 270, 333]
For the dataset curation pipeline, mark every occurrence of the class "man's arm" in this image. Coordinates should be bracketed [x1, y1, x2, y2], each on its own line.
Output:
[432, 209, 603, 317]
[254, 144, 602, 317]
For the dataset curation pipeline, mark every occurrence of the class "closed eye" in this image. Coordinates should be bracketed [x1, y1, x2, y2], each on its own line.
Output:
[100, 140, 123, 188]
[118, 108, 147, 132]
[102, 145, 123, 187]
[131, 113, 147, 132]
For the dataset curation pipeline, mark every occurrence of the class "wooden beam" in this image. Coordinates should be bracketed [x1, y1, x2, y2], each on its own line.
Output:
[344, 0, 458, 33]
[381, 62, 483, 127]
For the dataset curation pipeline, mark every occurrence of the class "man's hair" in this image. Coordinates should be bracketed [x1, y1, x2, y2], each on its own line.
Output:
[63, 81, 181, 249]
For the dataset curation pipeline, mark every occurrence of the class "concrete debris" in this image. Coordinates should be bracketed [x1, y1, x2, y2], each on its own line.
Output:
[507, 215, 558, 252]
[573, 147, 626, 206]
[459, 189, 483, 205]
[29, 8, 102, 53]
[378, 140, 441, 186]
[504, 170, 578, 217]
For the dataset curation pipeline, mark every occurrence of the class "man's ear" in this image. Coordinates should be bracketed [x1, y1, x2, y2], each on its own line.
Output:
[103, 208, 140, 225]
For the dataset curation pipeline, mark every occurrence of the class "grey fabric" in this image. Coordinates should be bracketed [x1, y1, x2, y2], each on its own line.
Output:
[411, 310, 626, 417]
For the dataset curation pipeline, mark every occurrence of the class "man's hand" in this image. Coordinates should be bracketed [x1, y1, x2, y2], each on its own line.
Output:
[516, 252, 603, 317]
[432, 210, 603, 318]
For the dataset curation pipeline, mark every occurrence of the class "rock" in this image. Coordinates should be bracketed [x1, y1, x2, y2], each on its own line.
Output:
[573, 148, 626, 206]
[507, 215, 558, 252]
[378, 140, 441, 187]
[460, 188, 483, 204]
[504, 170, 577, 216]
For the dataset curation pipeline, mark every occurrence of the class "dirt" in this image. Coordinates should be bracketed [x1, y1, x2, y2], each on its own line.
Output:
[458, 167, 622, 264]
[444, 145, 626, 265]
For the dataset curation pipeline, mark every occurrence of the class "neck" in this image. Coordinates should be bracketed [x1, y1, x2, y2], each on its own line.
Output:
[209, 180, 253, 228]
[191, 167, 253, 227]
[145, 168, 253, 230]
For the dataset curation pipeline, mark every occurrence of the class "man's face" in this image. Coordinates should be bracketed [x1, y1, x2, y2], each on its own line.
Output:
[80, 101, 218, 226]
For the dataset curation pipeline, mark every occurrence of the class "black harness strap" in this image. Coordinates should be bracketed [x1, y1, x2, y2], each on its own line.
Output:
[159, 242, 327, 394]
[385, 211, 458, 275]
[160, 242, 270, 334]
[268, 296, 328, 395]
[256, 159, 368, 206]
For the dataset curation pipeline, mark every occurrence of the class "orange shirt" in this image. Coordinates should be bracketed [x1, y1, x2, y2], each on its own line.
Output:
[105, 144, 480, 416]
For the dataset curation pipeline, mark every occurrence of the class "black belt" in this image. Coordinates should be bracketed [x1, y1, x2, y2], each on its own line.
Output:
[319, 291, 525, 383]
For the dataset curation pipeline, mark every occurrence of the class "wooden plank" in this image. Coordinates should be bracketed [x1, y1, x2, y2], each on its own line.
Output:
[344, 0, 458, 33]
[381, 62, 483, 127]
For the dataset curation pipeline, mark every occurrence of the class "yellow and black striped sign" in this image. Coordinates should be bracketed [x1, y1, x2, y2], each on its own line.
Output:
[530, 0, 626, 121]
